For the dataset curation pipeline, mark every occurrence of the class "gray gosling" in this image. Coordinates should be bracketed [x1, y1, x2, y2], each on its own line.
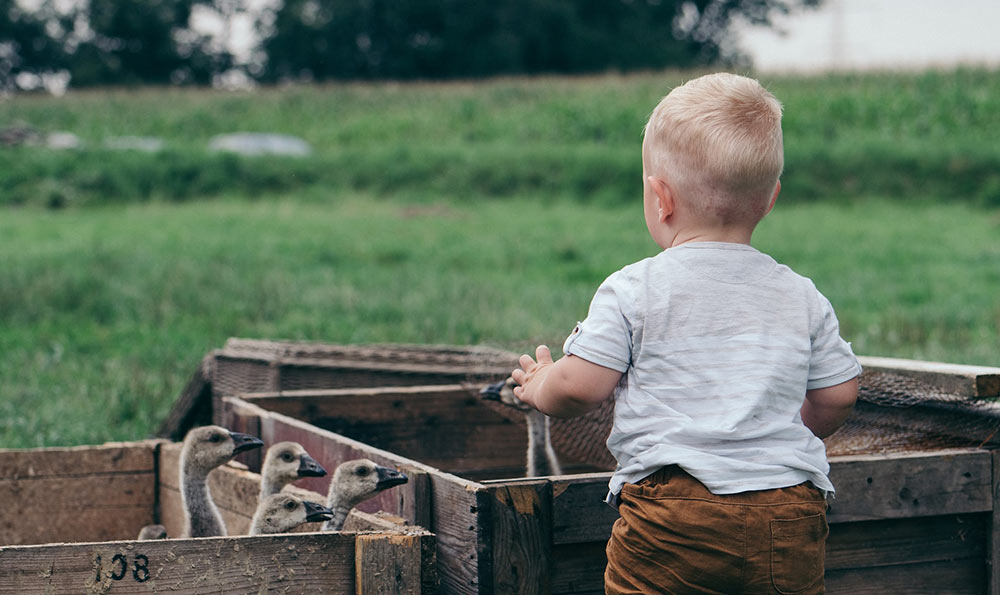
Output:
[180, 425, 263, 538]
[481, 377, 562, 477]
[136, 524, 168, 540]
[322, 459, 408, 531]
[249, 493, 334, 535]
[260, 441, 327, 498]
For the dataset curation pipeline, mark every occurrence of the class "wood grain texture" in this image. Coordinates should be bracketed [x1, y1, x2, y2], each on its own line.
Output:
[0, 532, 361, 594]
[826, 513, 987, 570]
[857, 355, 1000, 398]
[0, 443, 159, 546]
[356, 532, 437, 595]
[487, 481, 551, 595]
[827, 448, 992, 522]
[244, 386, 526, 474]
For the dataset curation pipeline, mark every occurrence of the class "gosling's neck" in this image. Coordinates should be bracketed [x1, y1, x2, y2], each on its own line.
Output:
[260, 476, 283, 498]
[525, 409, 561, 477]
[321, 490, 353, 531]
[181, 464, 226, 538]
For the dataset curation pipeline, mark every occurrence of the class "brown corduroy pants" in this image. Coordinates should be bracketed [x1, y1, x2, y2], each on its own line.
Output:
[605, 466, 828, 595]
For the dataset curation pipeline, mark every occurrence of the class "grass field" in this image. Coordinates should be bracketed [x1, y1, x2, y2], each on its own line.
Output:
[1, 195, 998, 448]
[3, 67, 1000, 207]
[2, 67, 999, 449]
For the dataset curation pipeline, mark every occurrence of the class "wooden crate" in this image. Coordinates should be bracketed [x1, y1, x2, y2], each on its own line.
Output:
[219, 360, 1000, 595]
[0, 441, 437, 593]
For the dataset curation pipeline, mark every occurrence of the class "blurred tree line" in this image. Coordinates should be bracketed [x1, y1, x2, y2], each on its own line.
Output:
[1, 0, 818, 91]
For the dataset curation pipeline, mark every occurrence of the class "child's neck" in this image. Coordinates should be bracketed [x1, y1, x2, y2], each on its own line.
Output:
[667, 226, 754, 248]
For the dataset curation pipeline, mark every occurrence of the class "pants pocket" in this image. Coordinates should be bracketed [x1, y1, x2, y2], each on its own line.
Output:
[770, 513, 827, 594]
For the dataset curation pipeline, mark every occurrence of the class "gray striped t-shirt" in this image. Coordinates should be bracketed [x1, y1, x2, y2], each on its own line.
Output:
[562, 242, 861, 499]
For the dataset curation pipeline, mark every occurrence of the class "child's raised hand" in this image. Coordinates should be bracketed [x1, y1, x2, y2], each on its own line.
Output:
[511, 345, 554, 408]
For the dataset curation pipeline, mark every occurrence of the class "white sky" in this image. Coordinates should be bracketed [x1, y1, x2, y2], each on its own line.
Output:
[735, 0, 1000, 72]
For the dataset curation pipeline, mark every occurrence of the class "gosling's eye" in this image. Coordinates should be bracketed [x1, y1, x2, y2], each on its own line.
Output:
[284, 500, 297, 511]
[209, 433, 223, 443]
[281, 452, 294, 462]
[355, 467, 370, 477]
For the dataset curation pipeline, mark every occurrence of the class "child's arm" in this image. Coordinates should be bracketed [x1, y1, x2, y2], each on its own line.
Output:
[512, 345, 622, 418]
[800, 377, 859, 438]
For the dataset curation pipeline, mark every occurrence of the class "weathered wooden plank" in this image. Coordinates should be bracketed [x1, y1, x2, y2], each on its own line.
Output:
[858, 355, 1000, 398]
[243, 387, 527, 474]
[356, 532, 437, 595]
[243, 385, 486, 422]
[827, 449, 992, 522]
[825, 557, 986, 594]
[551, 541, 606, 595]
[990, 449, 1000, 595]
[0, 443, 159, 546]
[549, 473, 617, 545]
[0, 474, 156, 546]
[487, 480, 551, 595]
[0, 442, 157, 478]
[0, 532, 360, 594]
[826, 513, 987, 570]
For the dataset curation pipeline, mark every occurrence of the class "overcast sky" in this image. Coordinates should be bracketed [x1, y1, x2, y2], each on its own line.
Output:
[736, 0, 1000, 72]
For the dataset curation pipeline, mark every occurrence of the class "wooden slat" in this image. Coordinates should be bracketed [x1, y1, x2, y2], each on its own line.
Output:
[858, 355, 1000, 398]
[0, 443, 159, 545]
[990, 449, 1000, 595]
[356, 532, 437, 595]
[0, 532, 359, 594]
[243, 386, 527, 474]
[0, 442, 157, 478]
[487, 480, 552, 595]
[827, 449, 992, 522]
[826, 513, 987, 570]
[550, 473, 617, 545]
[551, 541, 606, 595]
[825, 557, 986, 594]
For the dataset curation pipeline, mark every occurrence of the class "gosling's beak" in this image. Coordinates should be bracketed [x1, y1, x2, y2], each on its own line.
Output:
[303, 500, 334, 523]
[374, 466, 409, 491]
[298, 453, 327, 478]
[229, 432, 264, 454]
[480, 380, 507, 401]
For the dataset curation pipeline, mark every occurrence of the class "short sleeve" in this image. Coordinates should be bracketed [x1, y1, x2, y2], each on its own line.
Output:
[808, 292, 862, 389]
[562, 275, 632, 373]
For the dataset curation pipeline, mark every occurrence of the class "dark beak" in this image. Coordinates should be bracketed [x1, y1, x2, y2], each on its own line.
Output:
[374, 466, 409, 491]
[480, 380, 506, 401]
[297, 453, 327, 478]
[229, 431, 264, 454]
[302, 500, 334, 523]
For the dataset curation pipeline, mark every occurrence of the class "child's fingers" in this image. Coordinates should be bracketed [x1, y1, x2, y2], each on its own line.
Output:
[511, 369, 526, 385]
[518, 353, 537, 370]
[535, 345, 553, 364]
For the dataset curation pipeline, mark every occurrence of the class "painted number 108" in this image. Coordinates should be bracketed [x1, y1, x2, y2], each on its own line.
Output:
[94, 553, 150, 583]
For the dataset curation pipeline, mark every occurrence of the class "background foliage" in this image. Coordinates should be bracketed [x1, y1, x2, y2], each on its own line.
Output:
[2, 0, 818, 90]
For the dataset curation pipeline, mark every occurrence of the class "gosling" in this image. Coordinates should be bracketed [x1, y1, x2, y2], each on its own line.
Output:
[323, 459, 408, 531]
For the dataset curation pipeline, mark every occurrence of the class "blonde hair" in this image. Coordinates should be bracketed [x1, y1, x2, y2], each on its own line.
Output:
[644, 73, 784, 225]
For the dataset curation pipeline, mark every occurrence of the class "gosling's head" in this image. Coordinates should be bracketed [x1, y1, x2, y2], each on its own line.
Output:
[262, 441, 327, 487]
[480, 377, 531, 412]
[252, 493, 334, 535]
[181, 425, 264, 477]
[330, 459, 408, 508]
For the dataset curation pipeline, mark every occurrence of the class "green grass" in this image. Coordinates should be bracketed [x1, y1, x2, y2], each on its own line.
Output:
[2, 68, 999, 449]
[3, 67, 1000, 207]
[1, 195, 998, 448]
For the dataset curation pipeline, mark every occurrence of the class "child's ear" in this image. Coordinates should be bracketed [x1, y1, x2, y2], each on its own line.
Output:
[648, 176, 674, 222]
[764, 181, 781, 216]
